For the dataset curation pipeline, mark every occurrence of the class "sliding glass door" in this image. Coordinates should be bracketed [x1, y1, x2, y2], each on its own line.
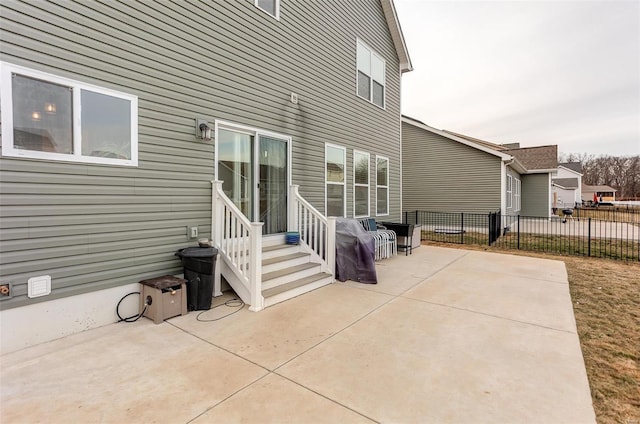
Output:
[217, 126, 289, 235]
[218, 129, 252, 218]
[259, 136, 287, 234]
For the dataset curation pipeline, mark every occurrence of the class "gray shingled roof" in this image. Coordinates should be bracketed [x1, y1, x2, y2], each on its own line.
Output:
[552, 178, 579, 189]
[503, 145, 558, 170]
[559, 162, 582, 173]
[582, 184, 617, 193]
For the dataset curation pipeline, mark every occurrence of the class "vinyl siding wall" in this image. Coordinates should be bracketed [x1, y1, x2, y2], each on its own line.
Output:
[402, 122, 502, 214]
[552, 186, 578, 209]
[521, 173, 551, 217]
[0, 0, 402, 310]
[555, 167, 582, 206]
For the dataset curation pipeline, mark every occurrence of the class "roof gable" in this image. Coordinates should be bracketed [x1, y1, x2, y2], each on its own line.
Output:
[552, 178, 579, 189]
[442, 130, 507, 152]
[582, 184, 617, 193]
[559, 162, 583, 174]
[381, 0, 413, 72]
[503, 145, 558, 171]
[402, 116, 512, 160]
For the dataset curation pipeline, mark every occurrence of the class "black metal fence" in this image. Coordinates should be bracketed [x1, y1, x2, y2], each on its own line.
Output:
[572, 205, 640, 224]
[404, 210, 640, 261]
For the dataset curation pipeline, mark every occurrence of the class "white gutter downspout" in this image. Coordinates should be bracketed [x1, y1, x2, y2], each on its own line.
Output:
[547, 172, 553, 221]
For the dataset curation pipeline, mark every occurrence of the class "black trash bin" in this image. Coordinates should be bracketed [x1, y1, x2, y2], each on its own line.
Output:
[175, 247, 218, 311]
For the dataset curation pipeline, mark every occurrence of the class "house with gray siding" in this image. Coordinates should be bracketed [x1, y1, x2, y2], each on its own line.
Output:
[0, 0, 412, 352]
[402, 116, 557, 219]
[503, 145, 558, 218]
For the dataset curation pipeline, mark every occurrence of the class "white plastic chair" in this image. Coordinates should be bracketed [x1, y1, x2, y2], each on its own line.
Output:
[360, 218, 397, 260]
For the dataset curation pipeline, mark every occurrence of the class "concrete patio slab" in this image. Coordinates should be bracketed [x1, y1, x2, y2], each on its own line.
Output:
[278, 296, 594, 424]
[192, 373, 374, 423]
[452, 250, 569, 283]
[0, 246, 595, 424]
[339, 245, 468, 296]
[404, 267, 577, 332]
[168, 283, 392, 370]
[0, 321, 267, 423]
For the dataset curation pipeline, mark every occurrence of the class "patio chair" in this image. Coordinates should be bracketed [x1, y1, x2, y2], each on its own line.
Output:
[360, 218, 397, 260]
[381, 222, 415, 256]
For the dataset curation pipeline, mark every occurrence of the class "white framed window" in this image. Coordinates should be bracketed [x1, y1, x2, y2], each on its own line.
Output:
[506, 175, 513, 209]
[353, 150, 370, 218]
[0, 62, 138, 166]
[255, 0, 280, 19]
[326, 143, 346, 217]
[514, 178, 521, 212]
[356, 39, 385, 108]
[376, 155, 389, 216]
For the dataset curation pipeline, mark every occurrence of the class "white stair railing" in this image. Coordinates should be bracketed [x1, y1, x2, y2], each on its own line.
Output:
[288, 185, 336, 277]
[211, 181, 264, 311]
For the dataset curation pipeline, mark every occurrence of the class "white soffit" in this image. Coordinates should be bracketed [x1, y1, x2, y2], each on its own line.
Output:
[381, 0, 413, 72]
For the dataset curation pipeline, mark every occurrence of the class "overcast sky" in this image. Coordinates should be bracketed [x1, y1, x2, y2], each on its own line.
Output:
[395, 0, 640, 157]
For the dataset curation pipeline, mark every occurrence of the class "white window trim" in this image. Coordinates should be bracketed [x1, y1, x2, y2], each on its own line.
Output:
[506, 175, 513, 209]
[325, 143, 346, 218]
[214, 119, 292, 183]
[0, 62, 138, 167]
[255, 0, 280, 20]
[353, 150, 370, 218]
[214, 119, 293, 222]
[376, 155, 389, 216]
[514, 178, 521, 212]
[356, 38, 386, 109]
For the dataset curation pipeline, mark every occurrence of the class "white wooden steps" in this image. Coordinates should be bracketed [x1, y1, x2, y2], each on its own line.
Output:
[260, 241, 333, 309]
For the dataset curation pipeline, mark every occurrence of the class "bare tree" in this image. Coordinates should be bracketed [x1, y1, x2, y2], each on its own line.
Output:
[560, 153, 640, 199]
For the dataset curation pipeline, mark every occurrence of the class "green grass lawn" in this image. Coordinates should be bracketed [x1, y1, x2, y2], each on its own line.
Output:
[422, 230, 640, 262]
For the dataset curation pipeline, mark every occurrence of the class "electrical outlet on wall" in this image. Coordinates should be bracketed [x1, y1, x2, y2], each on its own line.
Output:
[190, 226, 198, 238]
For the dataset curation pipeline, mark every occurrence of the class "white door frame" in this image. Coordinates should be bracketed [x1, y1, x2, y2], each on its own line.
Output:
[214, 120, 292, 232]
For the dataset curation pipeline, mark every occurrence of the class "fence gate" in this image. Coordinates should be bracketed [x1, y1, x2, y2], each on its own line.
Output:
[488, 210, 501, 245]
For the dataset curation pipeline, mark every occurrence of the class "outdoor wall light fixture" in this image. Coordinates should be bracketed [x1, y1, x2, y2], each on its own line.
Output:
[196, 118, 212, 141]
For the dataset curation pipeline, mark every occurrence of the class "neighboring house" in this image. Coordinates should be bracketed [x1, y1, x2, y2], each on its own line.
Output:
[0, 0, 412, 352]
[403, 117, 524, 216]
[402, 117, 557, 218]
[502, 144, 558, 218]
[581, 184, 617, 203]
[552, 162, 583, 209]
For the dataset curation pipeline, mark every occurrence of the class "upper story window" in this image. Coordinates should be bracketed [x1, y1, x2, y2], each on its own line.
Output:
[356, 39, 385, 108]
[1, 62, 138, 166]
[255, 0, 280, 19]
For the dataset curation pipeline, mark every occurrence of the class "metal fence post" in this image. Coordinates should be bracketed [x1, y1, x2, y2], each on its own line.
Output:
[587, 217, 591, 257]
[404, 211, 408, 224]
[487, 212, 494, 246]
[460, 212, 464, 244]
[415, 210, 419, 226]
[517, 214, 520, 250]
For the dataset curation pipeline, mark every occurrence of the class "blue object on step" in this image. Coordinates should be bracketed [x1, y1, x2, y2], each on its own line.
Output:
[285, 232, 300, 245]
